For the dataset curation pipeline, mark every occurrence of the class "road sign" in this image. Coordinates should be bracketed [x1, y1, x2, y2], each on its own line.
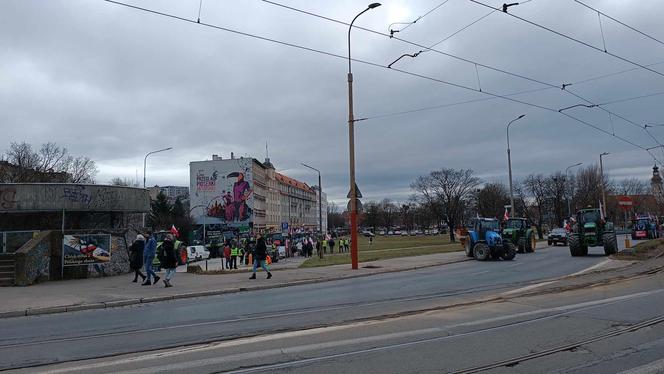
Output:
[618, 196, 633, 211]
[347, 199, 363, 212]
[347, 183, 363, 199]
[281, 222, 289, 231]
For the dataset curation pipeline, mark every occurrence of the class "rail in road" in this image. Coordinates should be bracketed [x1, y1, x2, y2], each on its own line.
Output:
[0, 243, 641, 371]
[29, 282, 664, 374]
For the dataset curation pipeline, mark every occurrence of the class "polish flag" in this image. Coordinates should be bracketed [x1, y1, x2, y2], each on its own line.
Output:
[503, 208, 509, 221]
[170, 225, 179, 238]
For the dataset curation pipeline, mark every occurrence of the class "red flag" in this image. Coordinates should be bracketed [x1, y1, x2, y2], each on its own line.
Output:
[503, 208, 509, 221]
[170, 225, 179, 238]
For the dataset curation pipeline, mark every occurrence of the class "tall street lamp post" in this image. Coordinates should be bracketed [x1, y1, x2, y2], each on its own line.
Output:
[347, 3, 380, 270]
[301, 163, 323, 237]
[506, 114, 526, 217]
[142, 147, 173, 227]
[600, 152, 610, 217]
[565, 162, 583, 216]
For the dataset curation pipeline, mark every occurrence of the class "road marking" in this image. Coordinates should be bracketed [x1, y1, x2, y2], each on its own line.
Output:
[618, 358, 664, 374]
[569, 259, 612, 277]
[501, 281, 556, 296]
[39, 289, 664, 374]
[469, 270, 490, 276]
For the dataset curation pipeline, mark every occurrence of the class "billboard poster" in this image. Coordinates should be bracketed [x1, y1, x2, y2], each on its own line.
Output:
[190, 158, 254, 227]
[63, 234, 111, 266]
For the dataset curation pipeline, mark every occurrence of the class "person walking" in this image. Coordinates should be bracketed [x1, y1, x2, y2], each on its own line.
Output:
[230, 240, 239, 269]
[249, 234, 272, 279]
[328, 237, 335, 254]
[142, 232, 160, 286]
[322, 238, 328, 254]
[129, 234, 147, 283]
[159, 233, 177, 288]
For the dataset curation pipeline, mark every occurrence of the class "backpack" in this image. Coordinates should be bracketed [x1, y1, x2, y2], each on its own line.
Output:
[157, 243, 166, 263]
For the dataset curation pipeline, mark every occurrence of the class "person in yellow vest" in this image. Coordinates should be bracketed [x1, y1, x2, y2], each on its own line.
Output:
[322, 237, 328, 254]
[230, 240, 239, 269]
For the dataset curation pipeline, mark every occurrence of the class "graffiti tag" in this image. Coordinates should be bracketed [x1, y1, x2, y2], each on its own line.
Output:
[61, 186, 92, 206]
[0, 187, 17, 210]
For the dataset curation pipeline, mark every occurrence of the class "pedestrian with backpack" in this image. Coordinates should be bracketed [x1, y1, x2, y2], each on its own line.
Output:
[160, 233, 177, 288]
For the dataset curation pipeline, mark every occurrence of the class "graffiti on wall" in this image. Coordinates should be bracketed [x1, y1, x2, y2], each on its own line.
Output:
[0, 187, 17, 210]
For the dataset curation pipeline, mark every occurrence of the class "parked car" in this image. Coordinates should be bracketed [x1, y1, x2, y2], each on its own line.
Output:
[187, 245, 210, 262]
[547, 228, 568, 246]
[378, 230, 386, 236]
[431, 229, 439, 235]
[387, 231, 394, 236]
[401, 231, 409, 236]
[393, 230, 401, 235]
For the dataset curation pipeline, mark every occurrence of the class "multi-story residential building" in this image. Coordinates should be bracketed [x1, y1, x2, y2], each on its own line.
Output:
[189, 154, 326, 234]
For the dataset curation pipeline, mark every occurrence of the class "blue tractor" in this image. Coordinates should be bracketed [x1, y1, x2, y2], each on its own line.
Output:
[465, 217, 517, 261]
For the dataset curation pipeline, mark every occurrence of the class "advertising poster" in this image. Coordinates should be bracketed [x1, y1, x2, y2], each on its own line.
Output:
[190, 158, 254, 227]
[63, 234, 111, 266]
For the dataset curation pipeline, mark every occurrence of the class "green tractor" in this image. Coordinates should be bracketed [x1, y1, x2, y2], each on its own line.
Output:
[152, 230, 188, 269]
[502, 218, 537, 253]
[568, 208, 617, 257]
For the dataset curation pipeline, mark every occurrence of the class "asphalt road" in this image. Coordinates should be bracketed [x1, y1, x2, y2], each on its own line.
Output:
[0, 241, 639, 372]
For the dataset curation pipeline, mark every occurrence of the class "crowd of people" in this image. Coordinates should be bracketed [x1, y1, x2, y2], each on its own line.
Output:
[127, 231, 357, 287]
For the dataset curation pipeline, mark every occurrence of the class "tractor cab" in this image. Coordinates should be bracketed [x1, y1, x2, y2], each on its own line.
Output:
[569, 208, 616, 256]
[631, 216, 659, 240]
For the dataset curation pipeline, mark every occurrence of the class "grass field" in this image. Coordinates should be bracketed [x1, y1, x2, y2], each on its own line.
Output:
[299, 234, 460, 268]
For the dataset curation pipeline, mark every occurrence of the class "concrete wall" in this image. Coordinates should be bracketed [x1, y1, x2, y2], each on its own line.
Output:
[14, 231, 52, 286]
[0, 184, 149, 212]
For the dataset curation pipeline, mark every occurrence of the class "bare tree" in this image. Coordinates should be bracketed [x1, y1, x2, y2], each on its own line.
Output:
[411, 168, 480, 242]
[615, 178, 647, 195]
[523, 174, 549, 238]
[2, 141, 98, 183]
[574, 164, 611, 209]
[376, 199, 397, 230]
[110, 177, 140, 187]
[362, 201, 382, 232]
[474, 182, 509, 219]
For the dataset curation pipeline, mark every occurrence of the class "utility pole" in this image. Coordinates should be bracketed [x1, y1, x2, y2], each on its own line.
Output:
[347, 3, 381, 270]
[506, 115, 525, 217]
[600, 152, 610, 217]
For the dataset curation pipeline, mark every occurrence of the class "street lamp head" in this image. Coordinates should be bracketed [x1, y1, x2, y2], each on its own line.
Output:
[601, 152, 610, 156]
[368, 3, 381, 9]
[518, 114, 525, 119]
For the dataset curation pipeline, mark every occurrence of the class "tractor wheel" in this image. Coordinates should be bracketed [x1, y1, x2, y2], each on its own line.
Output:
[501, 241, 516, 261]
[603, 232, 618, 256]
[569, 235, 585, 257]
[525, 233, 536, 253]
[464, 239, 474, 258]
[517, 237, 526, 253]
[473, 243, 491, 261]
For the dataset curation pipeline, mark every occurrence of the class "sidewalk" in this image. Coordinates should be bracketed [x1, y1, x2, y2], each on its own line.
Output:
[0, 251, 471, 318]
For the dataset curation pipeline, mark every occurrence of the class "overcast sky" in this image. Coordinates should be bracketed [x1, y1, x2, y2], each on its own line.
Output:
[2, 0, 664, 204]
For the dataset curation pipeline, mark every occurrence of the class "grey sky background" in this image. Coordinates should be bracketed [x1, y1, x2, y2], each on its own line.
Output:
[2, 0, 664, 205]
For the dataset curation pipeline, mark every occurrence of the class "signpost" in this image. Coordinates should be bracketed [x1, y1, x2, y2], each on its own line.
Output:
[618, 196, 633, 232]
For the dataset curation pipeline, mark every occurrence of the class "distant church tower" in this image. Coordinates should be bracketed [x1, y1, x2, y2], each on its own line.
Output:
[651, 165, 664, 205]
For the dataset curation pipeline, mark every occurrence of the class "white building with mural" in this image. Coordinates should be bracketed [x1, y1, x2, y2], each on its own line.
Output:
[190, 154, 327, 235]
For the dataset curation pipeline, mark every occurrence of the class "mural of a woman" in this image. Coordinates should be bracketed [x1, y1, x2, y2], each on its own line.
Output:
[228, 172, 253, 221]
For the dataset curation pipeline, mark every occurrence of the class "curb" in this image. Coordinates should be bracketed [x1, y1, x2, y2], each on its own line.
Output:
[0, 257, 472, 319]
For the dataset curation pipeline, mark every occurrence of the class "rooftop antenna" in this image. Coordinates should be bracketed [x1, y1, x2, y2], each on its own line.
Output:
[266, 141, 269, 159]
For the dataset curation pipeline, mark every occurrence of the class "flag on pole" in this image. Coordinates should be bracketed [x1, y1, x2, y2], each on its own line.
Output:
[564, 219, 570, 232]
[170, 225, 179, 238]
[503, 208, 509, 221]
[599, 201, 605, 221]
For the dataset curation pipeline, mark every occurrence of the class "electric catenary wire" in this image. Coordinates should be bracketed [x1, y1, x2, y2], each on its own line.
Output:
[469, 0, 664, 80]
[390, 0, 453, 36]
[261, 0, 662, 150]
[101, 0, 663, 164]
[573, 0, 664, 49]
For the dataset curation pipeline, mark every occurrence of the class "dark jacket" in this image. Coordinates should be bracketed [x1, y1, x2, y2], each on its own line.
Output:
[160, 239, 178, 269]
[129, 240, 144, 270]
[255, 238, 268, 261]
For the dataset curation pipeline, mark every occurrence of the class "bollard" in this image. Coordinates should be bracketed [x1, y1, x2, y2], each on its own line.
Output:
[205, 260, 208, 271]
[625, 235, 631, 249]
